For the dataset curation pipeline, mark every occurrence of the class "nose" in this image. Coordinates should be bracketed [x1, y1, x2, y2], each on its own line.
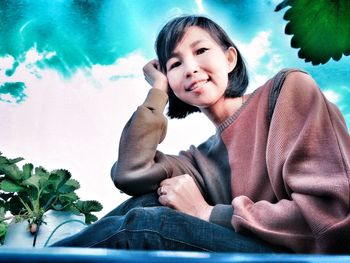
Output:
[184, 58, 199, 78]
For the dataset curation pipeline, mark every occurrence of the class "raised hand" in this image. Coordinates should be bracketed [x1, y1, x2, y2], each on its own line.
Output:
[143, 59, 169, 93]
[158, 174, 213, 221]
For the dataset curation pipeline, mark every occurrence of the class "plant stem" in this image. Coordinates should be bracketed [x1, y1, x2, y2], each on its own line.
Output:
[19, 197, 33, 215]
[32, 221, 41, 247]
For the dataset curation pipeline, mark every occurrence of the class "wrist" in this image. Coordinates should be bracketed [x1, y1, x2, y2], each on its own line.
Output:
[199, 205, 213, 221]
[153, 81, 168, 93]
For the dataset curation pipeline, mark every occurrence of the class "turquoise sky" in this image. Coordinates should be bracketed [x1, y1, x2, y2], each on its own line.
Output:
[1, 0, 349, 214]
[1, 0, 349, 125]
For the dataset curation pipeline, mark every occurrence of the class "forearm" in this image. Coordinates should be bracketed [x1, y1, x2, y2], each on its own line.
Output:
[111, 88, 169, 195]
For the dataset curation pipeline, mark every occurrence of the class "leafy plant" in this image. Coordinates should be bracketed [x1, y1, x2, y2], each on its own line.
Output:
[0, 151, 103, 245]
[275, 0, 350, 65]
[0, 201, 8, 244]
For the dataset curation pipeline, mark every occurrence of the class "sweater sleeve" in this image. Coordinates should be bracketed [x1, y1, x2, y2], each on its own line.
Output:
[210, 204, 234, 229]
[111, 88, 171, 196]
[231, 72, 350, 253]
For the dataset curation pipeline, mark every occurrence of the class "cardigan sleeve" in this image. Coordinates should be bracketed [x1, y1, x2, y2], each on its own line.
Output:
[231, 72, 350, 253]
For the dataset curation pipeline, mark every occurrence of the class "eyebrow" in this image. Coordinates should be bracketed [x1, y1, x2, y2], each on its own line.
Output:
[168, 39, 208, 60]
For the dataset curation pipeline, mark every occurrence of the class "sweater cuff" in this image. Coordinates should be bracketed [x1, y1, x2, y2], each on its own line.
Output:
[142, 88, 168, 112]
[209, 204, 233, 229]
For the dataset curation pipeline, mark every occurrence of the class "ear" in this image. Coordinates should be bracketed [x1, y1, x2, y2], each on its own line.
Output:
[226, 47, 237, 73]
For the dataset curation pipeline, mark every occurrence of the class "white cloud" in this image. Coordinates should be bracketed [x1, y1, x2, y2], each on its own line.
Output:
[266, 54, 283, 72]
[195, 0, 205, 13]
[91, 51, 147, 81]
[239, 31, 272, 70]
[24, 46, 56, 64]
[0, 50, 151, 216]
[0, 55, 15, 71]
[0, 49, 215, 216]
[323, 89, 341, 103]
[235, 30, 284, 92]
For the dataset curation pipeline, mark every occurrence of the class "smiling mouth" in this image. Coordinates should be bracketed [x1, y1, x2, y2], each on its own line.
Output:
[186, 79, 210, 92]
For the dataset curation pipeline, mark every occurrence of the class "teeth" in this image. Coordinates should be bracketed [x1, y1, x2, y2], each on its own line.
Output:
[191, 80, 208, 91]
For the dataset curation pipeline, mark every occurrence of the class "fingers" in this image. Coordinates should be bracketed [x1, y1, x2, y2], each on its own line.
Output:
[158, 187, 174, 208]
[157, 185, 167, 196]
[142, 59, 160, 75]
[142, 59, 168, 92]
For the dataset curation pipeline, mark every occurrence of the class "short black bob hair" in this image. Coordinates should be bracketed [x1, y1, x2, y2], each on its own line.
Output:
[155, 15, 249, 119]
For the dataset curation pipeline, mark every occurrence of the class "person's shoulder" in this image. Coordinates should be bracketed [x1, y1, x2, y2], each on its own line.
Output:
[278, 68, 319, 96]
[283, 68, 313, 82]
[273, 68, 312, 82]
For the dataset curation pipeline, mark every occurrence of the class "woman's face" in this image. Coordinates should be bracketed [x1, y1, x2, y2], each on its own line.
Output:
[166, 26, 236, 109]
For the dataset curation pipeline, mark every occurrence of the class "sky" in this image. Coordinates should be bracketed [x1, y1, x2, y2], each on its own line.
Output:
[1, 0, 349, 216]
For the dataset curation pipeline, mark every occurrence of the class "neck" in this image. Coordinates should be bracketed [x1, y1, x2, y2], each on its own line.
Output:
[201, 96, 244, 127]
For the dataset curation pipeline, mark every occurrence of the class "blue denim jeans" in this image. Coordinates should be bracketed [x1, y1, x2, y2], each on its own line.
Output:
[52, 193, 290, 252]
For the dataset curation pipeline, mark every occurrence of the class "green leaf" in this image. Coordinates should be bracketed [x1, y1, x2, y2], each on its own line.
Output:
[48, 169, 71, 191]
[0, 164, 22, 181]
[0, 156, 9, 165]
[35, 166, 49, 177]
[59, 192, 79, 202]
[61, 204, 81, 215]
[22, 163, 34, 180]
[8, 157, 25, 165]
[0, 201, 6, 219]
[276, 0, 350, 64]
[22, 173, 41, 192]
[21, 186, 38, 205]
[0, 179, 26, 192]
[58, 185, 76, 194]
[274, 0, 292, 12]
[84, 214, 98, 224]
[75, 200, 103, 213]
[65, 179, 80, 190]
[7, 195, 25, 215]
[0, 222, 8, 244]
[51, 203, 64, 210]
[58, 179, 80, 194]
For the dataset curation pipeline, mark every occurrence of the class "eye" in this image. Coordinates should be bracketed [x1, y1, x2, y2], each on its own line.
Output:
[196, 48, 208, 55]
[169, 61, 181, 70]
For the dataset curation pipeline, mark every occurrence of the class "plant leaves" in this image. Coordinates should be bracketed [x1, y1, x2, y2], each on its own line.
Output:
[0, 201, 6, 219]
[59, 192, 79, 203]
[75, 200, 103, 213]
[48, 169, 71, 191]
[0, 222, 8, 245]
[0, 179, 26, 193]
[61, 204, 81, 215]
[0, 192, 13, 202]
[0, 152, 103, 228]
[0, 153, 24, 165]
[58, 179, 80, 194]
[35, 166, 49, 177]
[276, 0, 350, 64]
[22, 163, 34, 180]
[7, 195, 25, 215]
[84, 214, 98, 225]
[0, 156, 8, 165]
[51, 203, 64, 211]
[0, 164, 22, 181]
[22, 173, 41, 192]
[274, 0, 292, 12]
[8, 157, 25, 165]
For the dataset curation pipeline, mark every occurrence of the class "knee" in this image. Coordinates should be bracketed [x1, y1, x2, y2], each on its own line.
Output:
[124, 207, 159, 222]
[123, 207, 170, 230]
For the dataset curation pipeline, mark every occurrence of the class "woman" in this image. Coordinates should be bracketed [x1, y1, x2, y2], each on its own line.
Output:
[54, 15, 350, 253]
